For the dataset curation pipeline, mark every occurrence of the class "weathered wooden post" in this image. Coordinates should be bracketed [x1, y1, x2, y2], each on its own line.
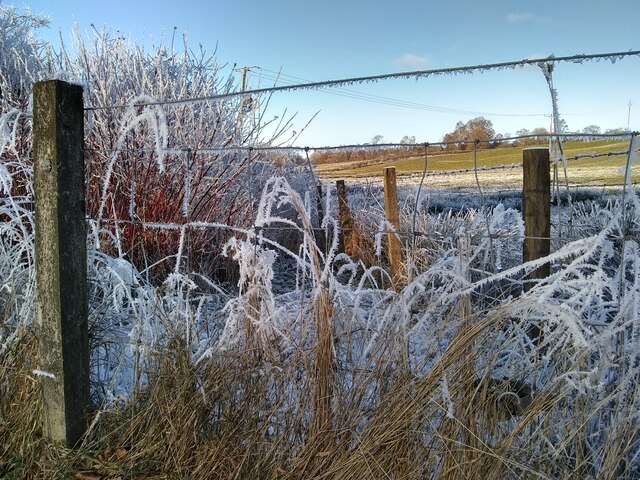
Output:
[336, 180, 350, 253]
[316, 183, 324, 225]
[522, 147, 550, 342]
[33, 80, 89, 446]
[383, 166, 404, 287]
[522, 147, 551, 280]
[314, 183, 326, 254]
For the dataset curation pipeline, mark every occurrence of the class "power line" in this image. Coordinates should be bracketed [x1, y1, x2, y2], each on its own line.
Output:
[84, 50, 640, 111]
[255, 67, 549, 118]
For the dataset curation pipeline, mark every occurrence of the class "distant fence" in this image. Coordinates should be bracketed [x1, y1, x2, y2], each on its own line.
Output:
[30, 50, 640, 446]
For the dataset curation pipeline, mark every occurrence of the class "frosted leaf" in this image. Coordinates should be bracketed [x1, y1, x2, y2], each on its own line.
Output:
[441, 374, 455, 419]
[174, 225, 187, 274]
[0, 163, 12, 195]
[32, 370, 56, 380]
[164, 272, 197, 294]
[0, 109, 22, 158]
[182, 154, 191, 218]
[128, 175, 136, 219]
[105, 257, 140, 288]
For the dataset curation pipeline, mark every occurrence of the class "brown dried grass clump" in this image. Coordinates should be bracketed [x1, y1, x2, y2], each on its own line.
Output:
[3, 205, 639, 478]
[0, 330, 43, 477]
[0, 330, 94, 479]
[4, 301, 640, 479]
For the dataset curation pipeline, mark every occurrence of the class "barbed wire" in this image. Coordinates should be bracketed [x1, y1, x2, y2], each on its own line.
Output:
[420, 162, 523, 177]
[82, 132, 637, 155]
[86, 215, 602, 244]
[564, 181, 640, 189]
[81, 140, 638, 184]
[567, 150, 631, 161]
[84, 50, 640, 111]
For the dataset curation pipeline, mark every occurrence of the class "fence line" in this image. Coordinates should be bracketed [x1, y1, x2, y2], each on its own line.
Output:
[27, 61, 640, 446]
[86, 216, 629, 244]
[80, 134, 638, 188]
[82, 131, 639, 245]
[82, 131, 638, 155]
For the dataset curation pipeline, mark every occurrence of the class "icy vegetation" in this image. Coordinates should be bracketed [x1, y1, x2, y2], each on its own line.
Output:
[1, 5, 640, 479]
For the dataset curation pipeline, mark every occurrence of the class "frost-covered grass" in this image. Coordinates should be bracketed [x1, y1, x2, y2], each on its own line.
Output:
[2, 164, 640, 477]
[2, 5, 640, 478]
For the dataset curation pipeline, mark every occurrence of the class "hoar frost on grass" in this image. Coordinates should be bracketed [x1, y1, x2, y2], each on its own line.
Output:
[3, 127, 640, 475]
[2, 4, 640, 474]
[4, 146, 640, 451]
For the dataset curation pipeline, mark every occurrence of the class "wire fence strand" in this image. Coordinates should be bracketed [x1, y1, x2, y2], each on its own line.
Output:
[84, 50, 640, 111]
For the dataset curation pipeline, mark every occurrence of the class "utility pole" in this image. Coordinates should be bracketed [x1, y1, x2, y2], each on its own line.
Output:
[234, 66, 257, 132]
[628, 101, 632, 131]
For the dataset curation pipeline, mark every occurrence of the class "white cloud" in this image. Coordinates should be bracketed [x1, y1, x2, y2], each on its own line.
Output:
[506, 12, 537, 24]
[395, 53, 430, 70]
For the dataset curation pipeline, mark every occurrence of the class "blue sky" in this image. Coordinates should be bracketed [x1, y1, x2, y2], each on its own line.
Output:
[17, 0, 640, 146]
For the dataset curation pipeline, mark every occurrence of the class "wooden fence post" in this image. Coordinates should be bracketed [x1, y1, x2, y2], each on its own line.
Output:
[33, 80, 89, 446]
[383, 166, 404, 287]
[316, 183, 324, 225]
[522, 147, 551, 280]
[314, 183, 326, 253]
[336, 180, 350, 253]
[522, 147, 550, 341]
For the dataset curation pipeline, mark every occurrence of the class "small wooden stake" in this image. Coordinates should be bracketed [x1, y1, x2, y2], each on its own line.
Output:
[336, 180, 350, 253]
[383, 166, 404, 287]
[33, 80, 89, 446]
[315, 183, 326, 253]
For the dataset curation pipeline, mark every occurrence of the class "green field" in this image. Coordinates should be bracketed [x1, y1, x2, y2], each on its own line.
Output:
[316, 140, 638, 187]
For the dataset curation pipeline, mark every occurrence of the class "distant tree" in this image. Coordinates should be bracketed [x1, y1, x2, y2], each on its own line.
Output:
[515, 127, 550, 146]
[491, 132, 512, 147]
[442, 131, 461, 150]
[532, 127, 549, 137]
[400, 135, 416, 145]
[604, 127, 626, 135]
[466, 117, 495, 143]
[370, 134, 384, 145]
[526, 127, 548, 145]
[581, 125, 601, 135]
[442, 117, 495, 150]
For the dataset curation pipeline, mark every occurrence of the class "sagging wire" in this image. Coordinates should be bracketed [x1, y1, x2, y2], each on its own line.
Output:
[473, 139, 496, 272]
[618, 132, 639, 297]
[540, 62, 574, 241]
[303, 145, 327, 254]
[613, 132, 639, 384]
[412, 143, 429, 251]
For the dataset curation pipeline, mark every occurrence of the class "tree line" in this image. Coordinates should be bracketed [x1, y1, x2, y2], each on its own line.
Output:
[312, 117, 627, 164]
